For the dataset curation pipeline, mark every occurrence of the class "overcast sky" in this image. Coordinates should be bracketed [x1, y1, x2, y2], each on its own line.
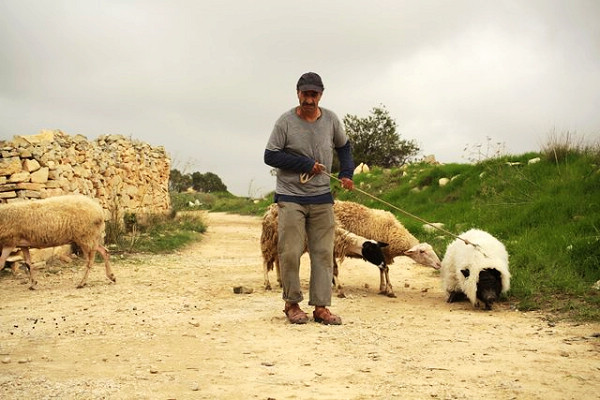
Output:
[1, 0, 599, 197]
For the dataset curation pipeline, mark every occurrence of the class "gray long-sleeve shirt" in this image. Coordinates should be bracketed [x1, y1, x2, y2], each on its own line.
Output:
[264, 107, 353, 199]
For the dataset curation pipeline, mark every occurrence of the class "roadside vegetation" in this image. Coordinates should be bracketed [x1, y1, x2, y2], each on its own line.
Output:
[105, 209, 207, 254]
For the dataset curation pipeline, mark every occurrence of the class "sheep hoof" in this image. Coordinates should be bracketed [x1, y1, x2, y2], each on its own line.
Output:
[76, 283, 87, 289]
[386, 292, 397, 298]
[337, 292, 346, 298]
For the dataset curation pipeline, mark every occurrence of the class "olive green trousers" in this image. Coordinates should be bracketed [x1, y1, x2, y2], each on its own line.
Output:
[277, 202, 335, 306]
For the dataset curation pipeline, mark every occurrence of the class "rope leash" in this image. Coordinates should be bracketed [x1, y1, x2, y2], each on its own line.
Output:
[315, 171, 486, 253]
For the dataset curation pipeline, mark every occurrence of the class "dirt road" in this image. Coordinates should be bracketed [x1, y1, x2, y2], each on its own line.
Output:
[1, 211, 598, 399]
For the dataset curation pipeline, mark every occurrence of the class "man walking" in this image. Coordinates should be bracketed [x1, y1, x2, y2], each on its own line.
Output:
[264, 72, 355, 325]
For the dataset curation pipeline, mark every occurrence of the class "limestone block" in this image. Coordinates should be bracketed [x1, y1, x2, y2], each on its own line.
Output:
[22, 159, 41, 172]
[0, 157, 23, 176]
[16, 182, 44, 191]
[8, 172, 30, 183]
[18, 190, 42, 198]
[0, 191, 17, 199]
[30, 167, 49, 183]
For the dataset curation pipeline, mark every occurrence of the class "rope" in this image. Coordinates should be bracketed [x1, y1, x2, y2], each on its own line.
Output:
[319, 171, 485, 252]
[299, 172, 315, 184]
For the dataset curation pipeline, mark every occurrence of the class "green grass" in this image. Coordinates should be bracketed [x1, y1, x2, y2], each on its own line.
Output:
[170, 191, 265, 215]
[330, 150, 600, 321]
[106, 211, 207, 254]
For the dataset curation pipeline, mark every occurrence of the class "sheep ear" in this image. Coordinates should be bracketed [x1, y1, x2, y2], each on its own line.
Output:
[461, 269, 470, 278]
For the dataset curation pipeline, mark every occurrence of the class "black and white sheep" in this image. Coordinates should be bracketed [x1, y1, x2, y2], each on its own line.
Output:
[0, 195, 115, 289]
[333, 201, 442, 269]
[260, 203, 388, 296]
[332, 200, 442, 295]
[440, 229, 511, 310]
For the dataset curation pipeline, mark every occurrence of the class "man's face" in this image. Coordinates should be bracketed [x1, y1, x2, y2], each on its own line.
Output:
[297, 90, 322, 112]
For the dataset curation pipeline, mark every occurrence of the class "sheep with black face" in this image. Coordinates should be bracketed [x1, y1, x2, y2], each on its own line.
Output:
[260, 203, 388, 296]
[440, 229, 511, 310]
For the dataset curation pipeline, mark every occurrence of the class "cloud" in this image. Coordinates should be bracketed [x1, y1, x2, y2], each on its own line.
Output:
[1, 0, 599, 196]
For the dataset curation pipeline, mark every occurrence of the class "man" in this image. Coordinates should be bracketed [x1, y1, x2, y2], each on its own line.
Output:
[264, 72, 355, 325]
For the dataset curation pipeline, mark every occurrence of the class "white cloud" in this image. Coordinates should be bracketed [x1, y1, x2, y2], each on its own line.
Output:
[1, 0, 599, 196]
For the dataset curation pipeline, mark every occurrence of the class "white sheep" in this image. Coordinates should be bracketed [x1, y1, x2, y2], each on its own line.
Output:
[440, 229, 511, 310]
[260, 204, 388, 296]
[0, 194, 115, 289]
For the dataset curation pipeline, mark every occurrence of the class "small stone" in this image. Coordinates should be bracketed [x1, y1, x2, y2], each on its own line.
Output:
[233, 286, 253, 294]
[1, 357, 11, 364]
[149, 367, 159, 374]
[191, 382, 200, 391]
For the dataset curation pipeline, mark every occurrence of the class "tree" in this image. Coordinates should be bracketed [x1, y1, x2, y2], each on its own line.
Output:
[343, 105, 419, 168]
[169, 169, 227, 193]
[169, 169, 192, 192]
[192, 171, 228, 193]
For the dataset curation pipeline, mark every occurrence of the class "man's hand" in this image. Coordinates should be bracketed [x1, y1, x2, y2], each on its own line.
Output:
[341, 177, 354, 191]
[311, 162, 325, 175]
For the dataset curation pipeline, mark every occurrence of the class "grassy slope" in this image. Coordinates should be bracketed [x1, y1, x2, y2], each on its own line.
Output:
[333, 151, 600, 320]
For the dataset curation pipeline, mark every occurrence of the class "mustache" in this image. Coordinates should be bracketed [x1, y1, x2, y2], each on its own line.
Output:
[301, 102, 315, 107]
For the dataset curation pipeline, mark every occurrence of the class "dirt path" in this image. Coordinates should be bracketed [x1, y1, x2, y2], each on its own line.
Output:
[1, 211, 598, 400]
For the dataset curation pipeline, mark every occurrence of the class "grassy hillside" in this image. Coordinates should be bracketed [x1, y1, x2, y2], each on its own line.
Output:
[331, 149, 600, 321]
[172, 145, 600, 321]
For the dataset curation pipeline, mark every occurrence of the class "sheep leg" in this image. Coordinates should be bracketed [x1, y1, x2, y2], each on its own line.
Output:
[0, 246, 14, 271]
[332, 258, 346, 298]
[383, 267, 396, 298]
[77, 245, 114, 288]
[77, 249, 94, 288]
[96, 244, 115, 283]
[20, 247, 38, 290]
[378, 269, 386, 294]
[264, 260, 273, 290]
[378, 267, 396, 298]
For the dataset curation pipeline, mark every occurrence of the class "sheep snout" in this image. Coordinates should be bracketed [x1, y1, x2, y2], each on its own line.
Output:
[477, 268, 503, 310]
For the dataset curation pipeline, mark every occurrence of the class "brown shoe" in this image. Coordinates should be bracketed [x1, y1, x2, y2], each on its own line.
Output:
[284, 302, 309, 324]
[313, 306, 342, 325]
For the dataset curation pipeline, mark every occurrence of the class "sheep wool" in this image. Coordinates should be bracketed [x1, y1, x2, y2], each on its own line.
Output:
[333, 200, 442, 269]
[0, 194, 115, 289]
[441, 229, 511, 309]
[260, 203, 389, 295]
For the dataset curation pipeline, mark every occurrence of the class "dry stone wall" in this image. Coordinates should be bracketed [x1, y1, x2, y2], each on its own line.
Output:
[0, 129, 171, 216]
[0, 129, 171, 267]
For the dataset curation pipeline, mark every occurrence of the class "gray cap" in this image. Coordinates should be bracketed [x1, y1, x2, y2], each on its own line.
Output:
[296, 72, 324, 92]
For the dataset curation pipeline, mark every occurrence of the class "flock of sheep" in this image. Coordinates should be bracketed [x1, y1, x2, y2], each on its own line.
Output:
[0, 194, 511, 310]
[261, 200, 511, 310]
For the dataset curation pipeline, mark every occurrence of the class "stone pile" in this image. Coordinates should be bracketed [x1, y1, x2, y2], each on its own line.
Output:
[0, 129, 171, 215]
